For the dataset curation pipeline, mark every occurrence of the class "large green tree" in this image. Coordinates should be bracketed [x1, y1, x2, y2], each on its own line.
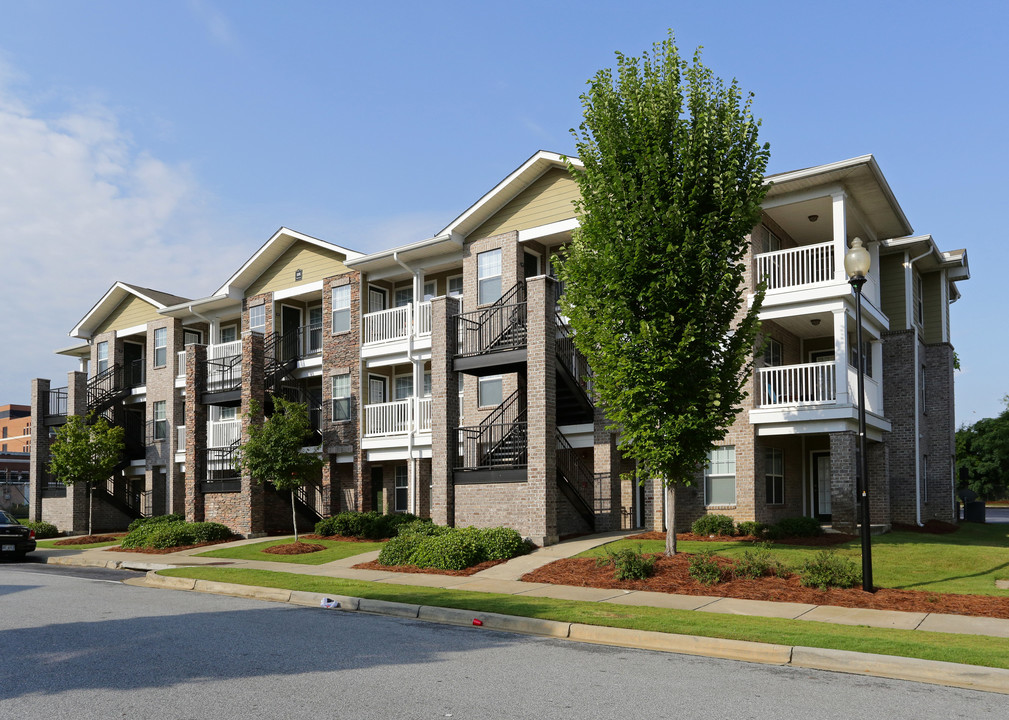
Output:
[956, 396, 1009, 500]
[48, 414, 125, 536]
[235, 396, 323, 542]
[558, 33, 769, 554]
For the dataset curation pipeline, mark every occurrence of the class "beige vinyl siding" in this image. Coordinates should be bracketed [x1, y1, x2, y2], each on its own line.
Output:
[470, 168, 579, 240]
[879, 254, 906, 330]
[945, 293, 951, 342]
[922, 272, 943, 344]
[246, 241, 350, 296]
[94, 295, 160, 335]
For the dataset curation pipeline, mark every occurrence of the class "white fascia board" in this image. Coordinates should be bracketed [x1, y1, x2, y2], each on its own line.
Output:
[764, 155, 875, 186]
[71, 281, 175, 340]
[345, 234, 459, 270]
[54, 343, 91, 357]
[117, 323, 148, 338]
[274, 280, 323, 301]
[518, 218, 580, 242]
[760, 183, 845, 210]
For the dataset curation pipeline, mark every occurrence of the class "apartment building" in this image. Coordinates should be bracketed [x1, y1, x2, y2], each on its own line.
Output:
[28, 151, 967, 540]
[1, 404, 31, 454]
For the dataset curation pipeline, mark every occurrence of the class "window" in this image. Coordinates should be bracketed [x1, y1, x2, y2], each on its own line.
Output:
[478, 249, 502, 305]
[2, 427, 6, 438]
[219, 325, 238, 343]
[763, 337, 783, 367]
[765, 448, 784, 505]
[922, 454, 929, 504]
[395, 287, 412, 307]
[478, 375, 503, 408]
[183, 329, 202, 346]
[308, 306, 323, 352]
[219, 406, 237, 421]
[249, 304, 266, 333]
[848, 338, 873, 378]
[97, 341, 109, 374]
[704, 445, 736, 506]
[395, 465, 408, 512]
[153, 327, 168, 367]
[423, 281, 436, 301]
[766, 230, 781, 253]
[332, 284, 351, 333]
[423, 372, 432, 397]
[921, 365, 927, 413]
[331, 374, 351, 422]
[394, 375, 413, 400]
[913, 272, 923, 327]
[448, 275, 463, 297]
[153, 401, 167, 440]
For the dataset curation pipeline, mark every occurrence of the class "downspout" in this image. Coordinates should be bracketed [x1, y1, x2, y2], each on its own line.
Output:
[393, 251, 418, 513]
[907, 248, 931, 527]
[188, 305, 215, 340]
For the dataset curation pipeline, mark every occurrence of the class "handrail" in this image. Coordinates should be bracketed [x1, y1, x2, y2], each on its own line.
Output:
[44, 387, 68, 417]
[757, 361, 836, 407]
[556, 429, 595, 512]
[755, 241, 835, 291]
[363, 304, 411, 345]
[555, 312, 592, 396]
[457, 418, 528, 470]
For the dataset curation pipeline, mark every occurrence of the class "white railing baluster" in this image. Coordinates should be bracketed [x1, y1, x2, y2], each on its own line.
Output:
[362, 305, 411, 345]
[176, 351, 187, 377]
[756, 362, 836, 408]
[755, 241, 835, 291]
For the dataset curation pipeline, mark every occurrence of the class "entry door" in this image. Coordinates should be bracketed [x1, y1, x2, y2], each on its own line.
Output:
[369, 376, 387, 404]
[370, 466, 384, 513]
[124, 341, 144, 386]
[524, 251, 540, 279]
[812, 452, 832, 521]
[281, 306, 302, 361]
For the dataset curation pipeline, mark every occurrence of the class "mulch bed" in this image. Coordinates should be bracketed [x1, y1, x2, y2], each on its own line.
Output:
[354, 559, 507, 577]
[105, 537, 240, 554]
[53, 533, 127, 546]
[627, 531, 857, 546]
[263, 541, 327, 555]
[521, 554, 1009, 619]
[300, 534, 390, 543]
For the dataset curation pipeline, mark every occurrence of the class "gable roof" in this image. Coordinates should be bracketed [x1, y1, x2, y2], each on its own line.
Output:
[71, 282, 191, 340]
[213, 227, 364, 298]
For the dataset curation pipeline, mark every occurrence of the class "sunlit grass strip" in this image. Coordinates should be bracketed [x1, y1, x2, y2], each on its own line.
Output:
[194, 538, 385, 565]
[159, 566, 1009, 670]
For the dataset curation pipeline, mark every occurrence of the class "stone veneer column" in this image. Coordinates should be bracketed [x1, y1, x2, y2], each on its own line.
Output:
[185, 344, 208, 523]
[241, 331, 267, 536]
[65, 371, 90, 533]
[430, 295, 460, 526]
[28, 378, 49, 523]
[526, 276, 558, 545]
[593, 403, 620, 532]
[829, 431, 857, 532]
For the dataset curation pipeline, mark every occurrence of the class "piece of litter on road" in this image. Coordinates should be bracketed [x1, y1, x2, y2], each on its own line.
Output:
[320, 598, 341, 608]
[472, 618, 483, 626]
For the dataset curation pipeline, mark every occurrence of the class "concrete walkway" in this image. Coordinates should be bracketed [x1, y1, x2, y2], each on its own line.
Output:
[40, 530, 1009, 641]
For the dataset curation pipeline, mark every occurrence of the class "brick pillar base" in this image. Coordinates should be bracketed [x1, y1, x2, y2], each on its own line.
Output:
[829, 431, 857, 532]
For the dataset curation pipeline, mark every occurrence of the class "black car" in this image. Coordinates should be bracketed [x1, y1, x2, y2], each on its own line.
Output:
[0, 510, 36, 559]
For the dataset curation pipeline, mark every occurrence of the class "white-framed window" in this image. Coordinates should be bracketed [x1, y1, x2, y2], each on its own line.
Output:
[704, 445, 736, 506]
[394, 375, 413, 400]
[913, 271, 923, 328]
[249, 304, 266, 333]
[308, 306, 323, 352]
[765, 447, 784, 505]
[423, 371, 432, 397]
[97, 341, 109, 374]
[219, 406, 237, 421]
[394, 465, 408, 512]
[219, 324, 238, 343]
[394, 287, 412, 307]
[331, 373, 351, 422]
[332, 284, 351, 333]
[183, 329, 202, 346]
[766, 229, 781, 253]
[369, 375, 388, 404]
[368, 286, 387, 313]
[763, 337, 782, 367]
[478, 249, 502, 305]
[153, 401, 167, 440]
[478, 375, 503, 408]
[848, 338, 873, 378]
[448, 275, 463, 297]
[423, 281, 436, 301]
[153, 327, 168, 368]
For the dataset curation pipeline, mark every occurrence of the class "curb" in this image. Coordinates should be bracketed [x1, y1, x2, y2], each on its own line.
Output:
[136, 570, 1009, 694]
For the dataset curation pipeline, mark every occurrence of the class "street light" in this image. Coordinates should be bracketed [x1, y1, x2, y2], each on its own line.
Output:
[844, 237, 874, 592]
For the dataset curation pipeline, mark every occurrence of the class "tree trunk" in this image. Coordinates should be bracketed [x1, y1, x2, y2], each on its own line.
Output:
[664, 484, 677, 556]
[291, 490, 299, 543]
[87, 482, 93, 537]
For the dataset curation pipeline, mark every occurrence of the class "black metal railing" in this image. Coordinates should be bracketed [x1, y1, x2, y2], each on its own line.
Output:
[205, 354, 242, 394]
[87, 363, 125, 414]
[555, 312, 592, 395]
[457, 420, 528, 470]
[125, 358, 146, 388]
[45, 387, 68, 417]
[556, 429, 594, 513]
[41, 468, 67, 497]
[455, 281, 527, 357]
[203, 439, 242, 492]
[101, 477, 148, 517]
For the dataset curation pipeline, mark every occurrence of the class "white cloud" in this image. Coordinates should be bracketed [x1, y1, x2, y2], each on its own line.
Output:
[187, 0, 241, 52]
[0, 71, 247, 403]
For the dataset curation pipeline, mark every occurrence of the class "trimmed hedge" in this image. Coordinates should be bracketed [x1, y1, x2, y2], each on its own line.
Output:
[691, 514, 736, 537]
[314, 511, 421, 540]
[128, 513, 184, 532]
[120, 520, 232, 549]
[377, 523, 530, 571]
[24, 521, 59, 539]
[767, 516, 824, 540]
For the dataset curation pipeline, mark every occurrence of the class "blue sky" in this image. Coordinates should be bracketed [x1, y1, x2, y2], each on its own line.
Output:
[0, 0, 1004, 426]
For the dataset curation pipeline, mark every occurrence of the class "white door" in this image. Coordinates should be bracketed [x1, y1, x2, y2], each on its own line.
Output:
[369, 376, 387, 404]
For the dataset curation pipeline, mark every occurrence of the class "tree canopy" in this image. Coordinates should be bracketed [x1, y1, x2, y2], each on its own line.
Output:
[236, 396, 323, 541]
[558, 32, 769, 553]
[957, 397, 1009, 499]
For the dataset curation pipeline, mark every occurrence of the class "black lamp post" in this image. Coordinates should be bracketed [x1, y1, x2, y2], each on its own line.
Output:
[844, 237, 874, 592]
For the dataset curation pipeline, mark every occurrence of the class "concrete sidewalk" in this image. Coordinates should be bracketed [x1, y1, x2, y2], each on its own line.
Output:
[40, 530, 1009, 641]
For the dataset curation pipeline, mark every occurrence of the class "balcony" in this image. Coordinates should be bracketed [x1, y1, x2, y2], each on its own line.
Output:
[362, 301, 432, 346]
[757, 362, 836, 408]
[208, 419, 242, 448]
[756, 241, 835, 292]
[363, 397, 432, 437]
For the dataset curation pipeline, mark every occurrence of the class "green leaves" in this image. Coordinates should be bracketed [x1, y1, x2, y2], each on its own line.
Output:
[49, 414, 125, 489]
[236, 396, 323, 492]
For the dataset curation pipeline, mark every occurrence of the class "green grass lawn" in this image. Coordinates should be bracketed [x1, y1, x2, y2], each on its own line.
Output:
[195, 538, 385, 565]
[35, 538, 122, 550]
[159, 566, 1009, 670]
[579, 523, 1009, 596]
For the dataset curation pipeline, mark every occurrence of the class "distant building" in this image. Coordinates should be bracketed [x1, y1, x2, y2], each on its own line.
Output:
[0, 404, 31, 454]
[1, 450, 30, 513]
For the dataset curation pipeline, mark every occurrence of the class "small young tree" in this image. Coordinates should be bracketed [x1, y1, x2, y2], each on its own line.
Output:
[559, 33, 769, 555]
[957, 396, 1009, 500]
[235, 396, 323, 542]
[48, 414, 125, 536]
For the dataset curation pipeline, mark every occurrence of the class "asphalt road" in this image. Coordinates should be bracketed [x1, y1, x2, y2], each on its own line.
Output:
[0, 562, 1004, 719]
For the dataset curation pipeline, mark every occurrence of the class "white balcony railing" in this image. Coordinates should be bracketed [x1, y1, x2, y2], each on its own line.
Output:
[208, 419, 242, 448]
[363, 397, 433, 436]
[757, 362, 836, 408]
[176, 351, 187, 377]
[416, 301, 432, 336]
[363, 305, 410, 345]
[208, 340, 243, 359]
[176, 425, 186, 450]
[756, 241, 835, 291]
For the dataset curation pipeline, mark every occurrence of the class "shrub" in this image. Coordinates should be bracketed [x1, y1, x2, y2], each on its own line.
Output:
[25, 521, 59, 539]
[409, 527, 486, 571]
[772, 516, 824, 539]
[691, 514, 736, 537]
[735, 521, 767, 538]
[9, 503, 29, 519]
[120, 520, 232, 549]
[479, 527, 529, 561]
[315, 511, 420, 539]
[377, 533, 427, 566]
[688, 550, 723, 586]
[128, 513, 184, 532]
[798, 550, 861, 590]
[596, 545, 657, 581]
[733, 542, 783, 580]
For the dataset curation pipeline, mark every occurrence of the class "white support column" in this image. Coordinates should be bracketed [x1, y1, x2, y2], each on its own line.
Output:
[832, 191, 848, 283]
[832, 308, 849, 406]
